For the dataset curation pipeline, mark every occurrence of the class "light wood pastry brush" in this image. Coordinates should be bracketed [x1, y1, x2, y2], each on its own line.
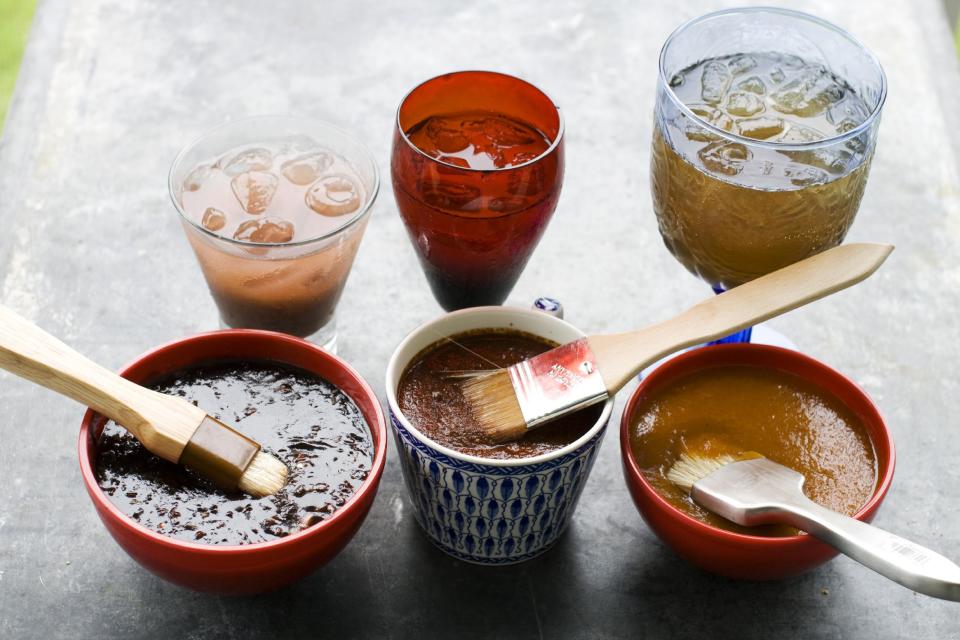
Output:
[463, 243, 893, 443]
[0, 305, 287, 497]
[667, 451, 960, 601]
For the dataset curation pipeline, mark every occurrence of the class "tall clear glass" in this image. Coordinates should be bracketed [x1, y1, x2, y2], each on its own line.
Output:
[651, 8, 886, 343]
[169, 116, 380, 352]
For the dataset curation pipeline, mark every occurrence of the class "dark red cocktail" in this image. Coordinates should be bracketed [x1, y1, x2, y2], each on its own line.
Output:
[391, 71, 564, 310]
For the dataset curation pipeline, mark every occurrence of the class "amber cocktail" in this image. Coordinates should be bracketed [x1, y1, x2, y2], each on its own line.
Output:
[651, 9, 886, 341]
[391, 71, 564, 311]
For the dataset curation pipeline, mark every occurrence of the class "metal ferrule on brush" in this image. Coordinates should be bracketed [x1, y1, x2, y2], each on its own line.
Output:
[178, 416, 261, 489]
[509, 337, 609, 429]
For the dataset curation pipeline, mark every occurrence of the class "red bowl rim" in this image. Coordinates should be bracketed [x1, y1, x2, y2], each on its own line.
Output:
[77, 328, 388, 556]
[619, 343, 896, 547]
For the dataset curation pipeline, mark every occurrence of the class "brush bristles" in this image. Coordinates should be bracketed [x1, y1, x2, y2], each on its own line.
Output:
[237, 451, 289, 497]
[666, 452, 736, 492]
[461, 369, 528, 443]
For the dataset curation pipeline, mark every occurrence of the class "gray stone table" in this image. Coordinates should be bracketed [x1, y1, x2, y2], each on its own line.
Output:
[2, 0, 959, 637]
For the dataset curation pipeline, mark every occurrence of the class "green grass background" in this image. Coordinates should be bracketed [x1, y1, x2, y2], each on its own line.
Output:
[957, 16, 960, 54]
[0, 0, 37, 131]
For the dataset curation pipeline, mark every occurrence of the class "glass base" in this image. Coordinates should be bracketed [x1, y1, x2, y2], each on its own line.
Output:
[218, 315, 338, 354]
[638, 323, 798, 380]
[306, 316, 338, 354]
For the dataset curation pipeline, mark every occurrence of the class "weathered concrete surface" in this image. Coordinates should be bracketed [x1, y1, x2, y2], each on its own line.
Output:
[1, 0, 959, 637]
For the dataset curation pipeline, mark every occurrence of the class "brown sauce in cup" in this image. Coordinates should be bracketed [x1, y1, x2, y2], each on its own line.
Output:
[95, 361, 373, 545]
[398, 330, 603, 459]
[629, 364, 878, 537]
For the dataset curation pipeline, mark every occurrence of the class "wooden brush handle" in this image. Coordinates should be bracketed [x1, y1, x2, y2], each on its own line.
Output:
[589, 243, 894, 391]
[0, 305, 204, 462]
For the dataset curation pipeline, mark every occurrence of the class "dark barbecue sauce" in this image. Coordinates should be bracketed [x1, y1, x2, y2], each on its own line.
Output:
[95, 361, 373, 545]
[398, 330, 603, 459]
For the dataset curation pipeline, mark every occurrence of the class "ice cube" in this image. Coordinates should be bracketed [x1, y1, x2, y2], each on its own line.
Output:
[698, 141, 752, 176]
[779, 123, 825, 144]
[425, 117, 469, 154]
[769, 68, 786, 84]
[281, 150, 334, 185]
[305, 174, 362, 217]
[508, 160, 545, 195]
[736, 76, 767, 95]
[835, 120, 859, 134]
[785, 147, 853, 175]
[846, 134, 869, 155]
[683, 124, 721, 143]
[686, 103, 720, 121]
[201, 207, 226, 231]
[769, 69, 846, 118]
[725, 91, 764, 117]
[231, 171, 278, 214]
[419, 180, 482, 212]
[769, 79, 807, 113]
[727, 54, 757, 76]
[507, 150, 541, 166]
[776, 53, 807, 69]
[700, 61, 731, 104]
[712, 113, 736, 133]
[222, 148, 273, 177]
[680, 104, 732, 142]
[826, 96, 871, 132]
[437, 155, 470, 169]
[233, 217, 295, 244]
[741, 159, 828, 187]
[682, 113, 719, 142]
[481, 116, 537, 146]
[737, 117, 787, 140]
[183, 164, 213, 192]
[489, 196, 529, 214]
[780, 163, 830, 187]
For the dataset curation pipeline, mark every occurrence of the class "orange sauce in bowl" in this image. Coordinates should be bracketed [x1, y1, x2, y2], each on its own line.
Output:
[628, 364, 877, 537]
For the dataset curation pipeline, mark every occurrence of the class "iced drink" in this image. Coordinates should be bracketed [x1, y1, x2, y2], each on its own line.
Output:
[392, 71, 564, 311]
[652, 51, 879, 288]
[170, 118, 378, 349]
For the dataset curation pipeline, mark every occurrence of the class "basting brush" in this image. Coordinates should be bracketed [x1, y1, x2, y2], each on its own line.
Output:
[666, 451, 960, 601]
[0, 305, 287, 497]
[463, 242, 893, 443]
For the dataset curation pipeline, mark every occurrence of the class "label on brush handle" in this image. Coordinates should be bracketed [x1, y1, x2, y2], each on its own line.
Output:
[179, 416, 261, 489]
[510, 338, 609, 428]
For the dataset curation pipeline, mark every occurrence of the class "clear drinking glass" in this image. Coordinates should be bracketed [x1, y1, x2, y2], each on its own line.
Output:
[651, 8, 886, 343]
[169, 116, 379, 352]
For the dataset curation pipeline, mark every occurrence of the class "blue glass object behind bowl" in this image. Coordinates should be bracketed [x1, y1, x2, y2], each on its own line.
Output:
[651, 8, 886, 346]
[708, 286, 752, 344]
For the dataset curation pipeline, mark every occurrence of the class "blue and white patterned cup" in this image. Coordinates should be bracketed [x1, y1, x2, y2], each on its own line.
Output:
[385, 306, 613, 565]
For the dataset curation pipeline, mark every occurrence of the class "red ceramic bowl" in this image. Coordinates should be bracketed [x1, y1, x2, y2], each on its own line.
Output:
[620, 344, 895, 581]
[78, 329, 387, 594]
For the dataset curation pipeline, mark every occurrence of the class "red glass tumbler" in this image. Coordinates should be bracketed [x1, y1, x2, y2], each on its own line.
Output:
[391, 71, 565, 311]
